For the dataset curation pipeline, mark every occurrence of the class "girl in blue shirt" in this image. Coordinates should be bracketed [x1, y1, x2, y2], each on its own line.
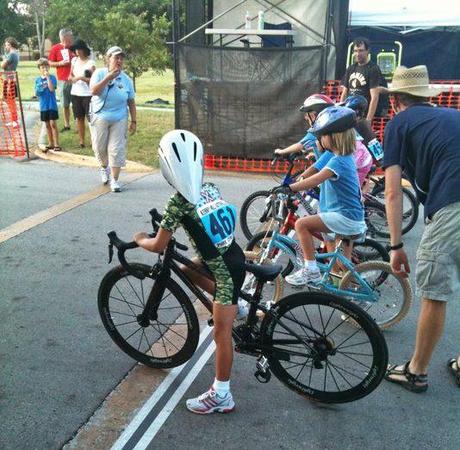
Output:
[282, 106, 366, 286]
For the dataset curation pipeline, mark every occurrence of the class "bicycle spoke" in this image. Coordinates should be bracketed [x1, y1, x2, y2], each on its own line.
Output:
[327, 359, 369, 382]
[110, 294, 144, 312]
[327, 361, 354, 388]
[325, 360, 341, 391]
[113, 318, 141, 327]
[123, 276, 146, 308]
[155, 319, 188, 342]
[335, 350, 372, 370]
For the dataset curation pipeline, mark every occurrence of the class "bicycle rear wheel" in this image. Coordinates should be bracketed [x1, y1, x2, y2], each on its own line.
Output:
[352, 238, 390, 263]
[339, 261, 412, 329]
[370, 185, 419, 236]
[261, 292, 388, 403]
[98, 263, 200, 368]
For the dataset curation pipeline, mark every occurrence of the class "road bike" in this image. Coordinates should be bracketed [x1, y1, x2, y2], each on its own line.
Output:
[97, 209, 389, 403]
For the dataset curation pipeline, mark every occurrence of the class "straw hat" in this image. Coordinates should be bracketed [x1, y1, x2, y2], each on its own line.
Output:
[388, 65, 444, 97]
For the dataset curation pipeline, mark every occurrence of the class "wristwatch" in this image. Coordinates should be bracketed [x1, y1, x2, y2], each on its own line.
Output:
[390, 242, 404, 250]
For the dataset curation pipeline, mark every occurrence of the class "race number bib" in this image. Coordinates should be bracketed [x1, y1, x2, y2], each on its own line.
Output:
[367, 138, 384, 161]
[197, 199, 237, 248]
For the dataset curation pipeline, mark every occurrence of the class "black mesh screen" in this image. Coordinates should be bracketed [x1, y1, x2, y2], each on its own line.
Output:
[176, 44, 324, 159]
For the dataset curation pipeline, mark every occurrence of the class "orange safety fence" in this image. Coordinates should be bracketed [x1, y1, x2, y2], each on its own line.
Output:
[0, 71, 28, 158]
[204, 79, 460, 173]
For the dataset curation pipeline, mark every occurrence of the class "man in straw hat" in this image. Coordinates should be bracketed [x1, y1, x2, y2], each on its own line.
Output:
[383, 65, 460, 392]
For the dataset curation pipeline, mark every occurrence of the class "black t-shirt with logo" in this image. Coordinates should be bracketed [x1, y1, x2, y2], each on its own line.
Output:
[341, 61, 381, 105]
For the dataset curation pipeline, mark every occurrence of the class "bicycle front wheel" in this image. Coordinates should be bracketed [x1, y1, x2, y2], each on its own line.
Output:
[240, 190, 275, 240]
[98, 263, 200, 368]
[339, 261, 412, 329]
[261, 292, 388, 403]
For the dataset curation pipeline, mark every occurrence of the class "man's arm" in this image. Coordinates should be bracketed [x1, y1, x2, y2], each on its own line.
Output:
[385, 164, 410, 277]
[366, 87, 379, 122]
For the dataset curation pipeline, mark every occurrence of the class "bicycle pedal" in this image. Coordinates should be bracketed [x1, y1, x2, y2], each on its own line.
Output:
[254, 368, 271, 383]
[256, 355, 269, 372]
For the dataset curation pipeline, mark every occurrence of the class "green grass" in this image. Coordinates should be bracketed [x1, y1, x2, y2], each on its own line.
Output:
[16, 60, 174, 106]
[54, 109, 174, 168]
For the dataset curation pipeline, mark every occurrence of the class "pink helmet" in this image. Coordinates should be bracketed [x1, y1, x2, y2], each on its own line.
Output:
[299, 94, 334, 114]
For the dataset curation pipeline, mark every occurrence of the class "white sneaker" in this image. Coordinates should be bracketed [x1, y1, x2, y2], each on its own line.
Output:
[99, 167, 110, 185]
[186, 388, 235, 414]
[236, 299, 249, 320]
[110, 178, 121, 192]
[285, 268, 321, 286]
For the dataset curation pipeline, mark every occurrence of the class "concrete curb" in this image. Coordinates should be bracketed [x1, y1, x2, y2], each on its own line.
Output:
[33, 147, 156, 173]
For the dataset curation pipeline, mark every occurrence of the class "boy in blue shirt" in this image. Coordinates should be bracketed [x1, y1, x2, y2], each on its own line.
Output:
[35, 58, 61, 152]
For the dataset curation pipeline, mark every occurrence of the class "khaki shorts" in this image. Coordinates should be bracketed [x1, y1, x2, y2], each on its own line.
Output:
[89, 116, 127, 168]
[416, 201, 460, 301]
[58, 80, 72, 108]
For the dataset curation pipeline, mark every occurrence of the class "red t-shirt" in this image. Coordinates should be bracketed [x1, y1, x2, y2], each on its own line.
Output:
[48, 44, 75, 81]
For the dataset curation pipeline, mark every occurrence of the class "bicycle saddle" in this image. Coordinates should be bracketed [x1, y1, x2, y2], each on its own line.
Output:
[244, 263, 283, 282]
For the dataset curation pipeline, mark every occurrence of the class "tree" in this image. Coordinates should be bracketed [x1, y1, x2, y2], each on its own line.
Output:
[23, 0, 48, 56]
[0, 1, 34, 45]
[92, 8, 171, 89]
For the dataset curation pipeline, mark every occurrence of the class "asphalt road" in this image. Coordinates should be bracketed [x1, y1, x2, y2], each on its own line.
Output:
[1, 157, 459, 450]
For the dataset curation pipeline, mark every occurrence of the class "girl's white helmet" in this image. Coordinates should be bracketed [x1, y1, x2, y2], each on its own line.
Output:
[158, 130, 204, 204]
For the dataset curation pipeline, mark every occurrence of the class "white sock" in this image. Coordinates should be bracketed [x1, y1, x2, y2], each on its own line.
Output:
[304, 260, 318, 271]
[213, 378, 230, 397]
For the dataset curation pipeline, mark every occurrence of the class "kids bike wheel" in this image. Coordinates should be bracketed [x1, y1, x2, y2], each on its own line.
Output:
[98, 263, 200, 369]
[371, 185, 419, 236]
[339, 261, 412, 330]
[240, 190, 275, 241]
[260, 292, 388, 403]
[246, 230, 296, 277]
[352, 238, 390, 263]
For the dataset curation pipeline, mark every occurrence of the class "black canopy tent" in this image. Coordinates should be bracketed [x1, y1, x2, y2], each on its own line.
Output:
[171, 0, 349, 159]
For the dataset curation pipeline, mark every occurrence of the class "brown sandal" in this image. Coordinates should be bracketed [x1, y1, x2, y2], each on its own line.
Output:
[447, 357, 460, 386]
[53, 146, 62, 152]
[385, 361, 428, 393]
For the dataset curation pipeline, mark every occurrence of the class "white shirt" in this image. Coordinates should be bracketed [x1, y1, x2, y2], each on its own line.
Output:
[70, 57, 96, 96]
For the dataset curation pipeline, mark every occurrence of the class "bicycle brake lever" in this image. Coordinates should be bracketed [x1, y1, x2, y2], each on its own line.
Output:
[108, 242, 114, 264]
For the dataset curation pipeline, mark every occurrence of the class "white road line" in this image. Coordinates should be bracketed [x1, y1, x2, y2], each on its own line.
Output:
[111, 326, 215, 450]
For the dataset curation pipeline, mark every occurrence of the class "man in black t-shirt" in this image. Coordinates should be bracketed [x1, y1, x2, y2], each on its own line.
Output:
[340, 37, 385, 122]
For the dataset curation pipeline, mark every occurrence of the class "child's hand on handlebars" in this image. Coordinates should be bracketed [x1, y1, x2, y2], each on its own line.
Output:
[133, 231, 149, 244]
[271, 185, 293, 196]
[274, 148, 284, 155]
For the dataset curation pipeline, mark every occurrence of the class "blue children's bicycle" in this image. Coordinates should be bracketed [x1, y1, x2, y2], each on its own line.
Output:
[245, 193, 412, 330]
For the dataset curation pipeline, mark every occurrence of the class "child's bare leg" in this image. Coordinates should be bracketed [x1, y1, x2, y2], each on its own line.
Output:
[295, 215, 331, 261]
[45, 121, 54, 147]
[49, 120, 59, 147]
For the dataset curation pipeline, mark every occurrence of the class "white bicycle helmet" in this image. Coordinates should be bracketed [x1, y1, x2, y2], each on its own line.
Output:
[158, 130, 204, 204]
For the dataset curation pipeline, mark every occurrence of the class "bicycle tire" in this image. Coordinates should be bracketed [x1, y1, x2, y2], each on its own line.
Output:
[246, 230, 296, 277]
[240, 190, 273, 241]
[364, 200, 390, 240]
[339, 261, 412, 330]
[98, 263, 200, 368]
[352, 238, 390, 263]
[367, 186, 419, 237]
[260, 291, 388, 403]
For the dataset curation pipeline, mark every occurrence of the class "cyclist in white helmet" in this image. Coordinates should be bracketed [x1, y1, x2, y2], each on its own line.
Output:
[133, 129, 246, 415]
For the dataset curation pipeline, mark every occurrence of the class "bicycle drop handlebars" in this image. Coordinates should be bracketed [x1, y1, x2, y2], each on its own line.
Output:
[107, 208, 189, 278]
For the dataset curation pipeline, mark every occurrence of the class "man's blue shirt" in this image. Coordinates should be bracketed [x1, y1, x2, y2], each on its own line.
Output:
[383, 104, 460, 218]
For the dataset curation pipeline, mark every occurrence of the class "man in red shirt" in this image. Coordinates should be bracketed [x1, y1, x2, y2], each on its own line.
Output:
[48, 28, 74, 131]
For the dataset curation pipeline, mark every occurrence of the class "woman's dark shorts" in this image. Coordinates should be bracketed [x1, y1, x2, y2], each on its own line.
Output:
[71, 95, 91, 119]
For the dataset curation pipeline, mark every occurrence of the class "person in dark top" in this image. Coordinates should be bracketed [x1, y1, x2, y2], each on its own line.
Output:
[340, 37, 385, 122]
[383, 65, 460, 393]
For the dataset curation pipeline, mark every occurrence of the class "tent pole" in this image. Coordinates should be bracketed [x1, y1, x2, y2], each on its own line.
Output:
[172, 0, 180, 128]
